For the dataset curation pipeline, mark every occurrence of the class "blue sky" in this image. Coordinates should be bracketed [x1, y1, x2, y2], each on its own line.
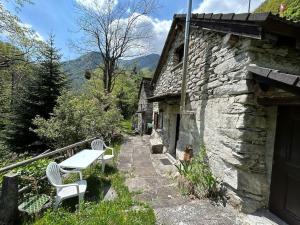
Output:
[5, 0, 264, 60]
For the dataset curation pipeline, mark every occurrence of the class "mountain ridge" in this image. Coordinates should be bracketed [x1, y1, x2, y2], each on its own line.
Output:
[62, 52, 160, 88]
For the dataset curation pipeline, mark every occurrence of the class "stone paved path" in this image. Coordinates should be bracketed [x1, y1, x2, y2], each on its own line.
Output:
[118, 135, 237, 225]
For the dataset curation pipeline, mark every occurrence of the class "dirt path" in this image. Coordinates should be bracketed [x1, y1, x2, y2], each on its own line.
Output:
[118, 135, 237, 225]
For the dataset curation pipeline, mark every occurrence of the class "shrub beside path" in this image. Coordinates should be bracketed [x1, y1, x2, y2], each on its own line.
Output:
[118, 135, 237, 225]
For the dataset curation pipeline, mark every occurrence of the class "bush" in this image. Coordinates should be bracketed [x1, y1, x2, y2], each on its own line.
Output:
[113, 73, 141, 119]
[33, 90, 123, 148]
[255, 0, 300, 21]
[283, 0, 300, 21]
[176, 146, 226, 202]
[0, 158, 51, 195]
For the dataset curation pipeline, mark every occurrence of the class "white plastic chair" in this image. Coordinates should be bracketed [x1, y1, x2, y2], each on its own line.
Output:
[46, 162, 87, 209]
[91, 139, 114, 172]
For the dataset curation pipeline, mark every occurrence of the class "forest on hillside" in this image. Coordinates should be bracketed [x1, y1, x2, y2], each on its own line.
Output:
[255, 0, 300, 20]
[0, 1, 159, 224]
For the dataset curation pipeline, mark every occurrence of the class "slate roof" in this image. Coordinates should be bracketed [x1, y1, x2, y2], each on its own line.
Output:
[151, 12, 300, 85]
[248, 64, 300, 92]
[138, 77, 153, 100]
[147, 93, 181, 103]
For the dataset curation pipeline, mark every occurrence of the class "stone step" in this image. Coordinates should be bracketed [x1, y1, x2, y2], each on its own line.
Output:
[149, 138, 163, 154]
[165, 153, 178, 165]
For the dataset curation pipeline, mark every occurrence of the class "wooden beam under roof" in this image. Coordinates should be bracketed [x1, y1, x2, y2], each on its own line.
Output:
[248, 64, 300, 95]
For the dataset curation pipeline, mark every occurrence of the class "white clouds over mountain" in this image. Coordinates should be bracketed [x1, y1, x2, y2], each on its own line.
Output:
[74, 0, 171, 56]
[127, 15, 171, 56]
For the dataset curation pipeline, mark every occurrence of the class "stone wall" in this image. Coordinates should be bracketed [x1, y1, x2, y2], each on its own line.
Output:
[151, 26, 300, 213]
[154, 31, 184, 96]
[137, 84, 153, 134]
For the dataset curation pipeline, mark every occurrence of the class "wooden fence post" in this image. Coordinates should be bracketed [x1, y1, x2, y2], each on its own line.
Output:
[0, 174, 18, 225]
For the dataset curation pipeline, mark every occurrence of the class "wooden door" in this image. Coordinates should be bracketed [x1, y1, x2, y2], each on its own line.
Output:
[173, 114, 180, 158]
[269, 106, 300, 225]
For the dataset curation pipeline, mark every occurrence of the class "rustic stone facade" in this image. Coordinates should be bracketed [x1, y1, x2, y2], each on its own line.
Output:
[136, 78, 153, 135]
[151, 25, 300, 215]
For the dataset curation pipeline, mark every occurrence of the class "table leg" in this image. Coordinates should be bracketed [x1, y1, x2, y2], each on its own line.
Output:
[101, 154, 105, 173]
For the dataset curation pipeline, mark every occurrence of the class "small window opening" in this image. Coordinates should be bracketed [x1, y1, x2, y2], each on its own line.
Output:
[174, 44, 184, 65]
[154, 111, 164, 130]
[159, 111, 164, 129]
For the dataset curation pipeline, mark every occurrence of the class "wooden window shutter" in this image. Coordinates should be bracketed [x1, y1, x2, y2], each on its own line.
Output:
[160, 112, 163, 129]
[154, 112, 158, 129]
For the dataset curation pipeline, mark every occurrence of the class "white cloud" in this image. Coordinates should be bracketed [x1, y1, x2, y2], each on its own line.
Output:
[134, 15, 172, 56]
[32, 31, 44, 42]
[110, 13, 171, 57]
[194, 0, 265, 14]
[20, 23, 44, 42]
[75, 0, 118, 11]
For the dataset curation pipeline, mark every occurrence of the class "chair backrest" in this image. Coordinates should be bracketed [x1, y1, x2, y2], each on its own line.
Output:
[91, 139, 105, 151]
[46, 162, 63, 186]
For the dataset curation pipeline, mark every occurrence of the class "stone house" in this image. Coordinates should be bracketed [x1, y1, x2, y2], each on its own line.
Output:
[149, 12, 300, 224]
[136, 77, 153, 135]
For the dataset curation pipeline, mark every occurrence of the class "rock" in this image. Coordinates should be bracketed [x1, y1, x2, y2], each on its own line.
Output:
[236, 114, 266, 129]
[218, 128, 266, 145]
[234, 94, 255, 105]
[214, 80, 253, 96]
[238, 209, 288, 225]
[206, 79, 223, 90]
[214, 55, 248, 75]
[103, 186, 118, 201]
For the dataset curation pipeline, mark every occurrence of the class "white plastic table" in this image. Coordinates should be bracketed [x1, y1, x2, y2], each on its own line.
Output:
[59, 149, 105, 171]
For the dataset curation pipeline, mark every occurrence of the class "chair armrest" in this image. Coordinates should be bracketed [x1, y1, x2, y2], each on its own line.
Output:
[55, 183, 78, 188]
[54, 183, 80, 194]
[105, 147, 114, 156]
[103, 142, 108, 148]
[60, 168, 83, 180]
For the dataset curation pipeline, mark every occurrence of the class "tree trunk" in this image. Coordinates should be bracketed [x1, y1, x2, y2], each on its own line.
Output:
[103, 59, 115, 93]
[10, 71, 18, 107]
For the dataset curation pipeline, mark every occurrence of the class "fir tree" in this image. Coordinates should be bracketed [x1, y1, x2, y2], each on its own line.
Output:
[5, 34, 66, 152]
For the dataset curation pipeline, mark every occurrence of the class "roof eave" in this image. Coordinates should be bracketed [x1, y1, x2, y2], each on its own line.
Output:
[151, 17, 183, 85]
[151, 12, 300, 86]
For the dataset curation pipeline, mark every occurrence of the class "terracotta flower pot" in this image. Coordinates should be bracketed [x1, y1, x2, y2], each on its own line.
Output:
[183, 145, 193, 162]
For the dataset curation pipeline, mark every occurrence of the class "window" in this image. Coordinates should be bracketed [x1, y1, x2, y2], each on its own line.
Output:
[159, 112, 164, 129]
[174, 44, 184, 65]
[154, 112, 163, 130]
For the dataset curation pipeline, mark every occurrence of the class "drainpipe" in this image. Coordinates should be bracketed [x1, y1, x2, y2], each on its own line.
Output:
[180, 0, 192, 113]
[248, 0, 251, 13]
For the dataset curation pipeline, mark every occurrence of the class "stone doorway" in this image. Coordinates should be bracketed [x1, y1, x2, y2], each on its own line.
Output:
[172, 114, 180, 158]
[269, 106, 300, 225]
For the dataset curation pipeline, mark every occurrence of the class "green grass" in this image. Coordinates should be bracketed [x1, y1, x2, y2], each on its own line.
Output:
[31, 142, 155, 225]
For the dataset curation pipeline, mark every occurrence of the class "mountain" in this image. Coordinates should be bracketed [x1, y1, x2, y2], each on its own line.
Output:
[62, 52, 160, 88]
[255, 0, 300, 21]
[121, 53, 160, 71]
